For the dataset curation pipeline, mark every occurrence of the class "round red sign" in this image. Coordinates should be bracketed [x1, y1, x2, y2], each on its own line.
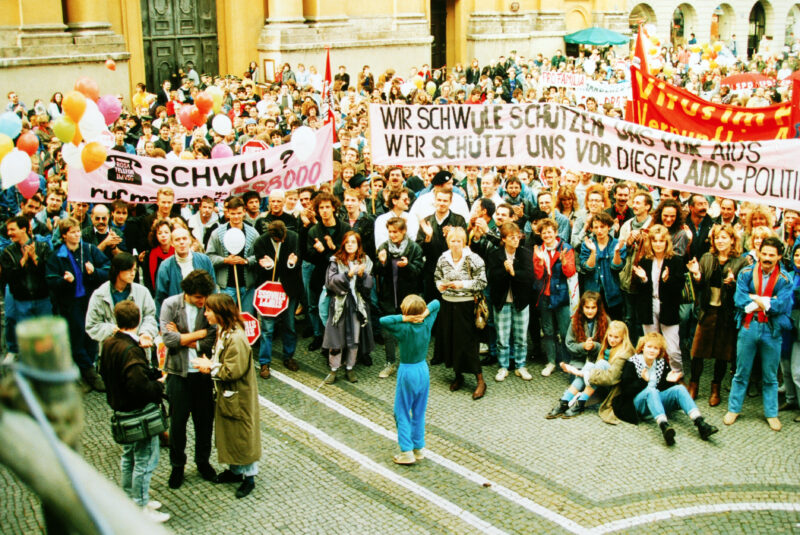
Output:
[253, 281, 290, 318]
[240, 312, 261, 346]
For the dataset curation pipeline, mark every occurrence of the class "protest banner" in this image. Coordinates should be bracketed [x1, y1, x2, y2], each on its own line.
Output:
[369, 103, 800, 211]
[538, 71, 586, 89]
[630, 66, 794, 141]
[68, 123, 333, 203]
[575, 80, 631, 109]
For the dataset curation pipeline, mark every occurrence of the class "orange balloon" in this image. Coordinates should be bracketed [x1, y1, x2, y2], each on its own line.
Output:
[71, 124, 82, 146]
[81, 141, 107, 172]
[63, 91, 87, 123]
[105, 59, 116, 71]
[74, 77, 100, 102]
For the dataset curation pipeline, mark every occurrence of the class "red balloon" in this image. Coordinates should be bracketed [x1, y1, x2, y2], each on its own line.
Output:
[16, 131, 39, 156]
[189, 106, 206, 127]
[105, 59, 116, 71]
[195, 92, 213, 113]
[74, 77, 100, 102]
[17, 172, 40, 199]
[178, 106, 194, 130]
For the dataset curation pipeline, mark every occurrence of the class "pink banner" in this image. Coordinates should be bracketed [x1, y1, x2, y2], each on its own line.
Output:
[68, 124, 333, 203]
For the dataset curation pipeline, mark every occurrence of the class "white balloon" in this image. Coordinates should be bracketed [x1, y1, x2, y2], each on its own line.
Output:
[223, 227, 245, 255]
[61, 142, 83, 169]
[99, 128, 115, 149]
[0, 149, 32, 189]
[79, 99, 105, 142]
[400, 81, 414, 97]
[290, 126, 317, 162]
[212, 114, 233, 136]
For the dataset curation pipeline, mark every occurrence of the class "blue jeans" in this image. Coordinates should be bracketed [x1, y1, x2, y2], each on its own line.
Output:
[395, 361, 429, 452]
[258, 297, 297, 365]
[785, 340, 800, 405]
[729, 321, 781, 417]
[222, 286, 254, 314]
[634, 384, 697, 419]
[495, 303, 529, 369]
[303, 261, 322, 336]
[569, 359, 611, 392]
[539, 297, 570, 365]
[121, 434, 160, 506]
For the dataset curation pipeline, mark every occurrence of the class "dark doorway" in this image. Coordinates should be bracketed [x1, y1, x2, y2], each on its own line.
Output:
[431, 0, 447, 69]
[748, 1, 766, 58]
[141, 0, 219, 94]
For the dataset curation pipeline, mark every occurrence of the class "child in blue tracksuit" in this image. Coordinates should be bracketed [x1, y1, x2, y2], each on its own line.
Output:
[379, 296, 440, 465]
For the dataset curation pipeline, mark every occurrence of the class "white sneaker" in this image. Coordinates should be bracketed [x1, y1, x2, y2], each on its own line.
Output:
[145, 500, 162, 511]
[479, 343, 489, 354]
[143, 507, 170, 523]
[541, 363, 556, 377]
[413, 448, 426, 460]
[495, 368, 508, 382]
[515, 367, 532, 381]
[378, 363, 397, 378]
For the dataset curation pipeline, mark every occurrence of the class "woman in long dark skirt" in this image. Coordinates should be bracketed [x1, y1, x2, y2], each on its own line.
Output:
[433, 227, 488, 399]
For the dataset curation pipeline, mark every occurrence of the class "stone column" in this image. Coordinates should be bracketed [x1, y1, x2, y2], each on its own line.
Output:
[268, 0, 304, 24]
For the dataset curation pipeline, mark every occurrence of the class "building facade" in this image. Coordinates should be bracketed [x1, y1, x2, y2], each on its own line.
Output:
[0, 0, 797, 105]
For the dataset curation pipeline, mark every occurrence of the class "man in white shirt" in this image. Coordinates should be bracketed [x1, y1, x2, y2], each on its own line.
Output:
[410, 170, 470, 228]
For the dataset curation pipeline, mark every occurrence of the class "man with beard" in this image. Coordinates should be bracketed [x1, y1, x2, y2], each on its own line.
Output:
[686, 194, 714, 261]
[82, 204, 123, 259]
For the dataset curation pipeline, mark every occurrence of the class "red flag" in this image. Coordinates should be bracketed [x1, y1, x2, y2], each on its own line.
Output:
[322, 46, 337, 142]
[634, 25, 648, 74]
[793, 78, 800, 138]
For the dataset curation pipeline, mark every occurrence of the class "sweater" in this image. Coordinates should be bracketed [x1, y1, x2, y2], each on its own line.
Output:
[379, 300, 440, 364]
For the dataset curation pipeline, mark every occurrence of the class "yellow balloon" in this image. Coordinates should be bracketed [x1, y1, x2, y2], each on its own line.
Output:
[649, 48, 658, 56]
[206, 85, 224, 113]
[0, 133, 12, 162]
[713, 42, 722, 52]
[413, 75, 423, 89]
[709, 60, 718, 69]
[691, 45, 701, 53]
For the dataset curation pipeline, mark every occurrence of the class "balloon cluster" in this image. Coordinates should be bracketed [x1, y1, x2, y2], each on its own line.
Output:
[176, 85, 236, 160]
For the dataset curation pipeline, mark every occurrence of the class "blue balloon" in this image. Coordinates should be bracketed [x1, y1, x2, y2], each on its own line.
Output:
[0, 112, 22, 139]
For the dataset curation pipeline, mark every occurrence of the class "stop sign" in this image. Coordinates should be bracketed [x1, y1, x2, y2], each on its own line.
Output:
[240, 312, 261, 346]
[253, 281, 289, 318]
[241, 139, 269, 154]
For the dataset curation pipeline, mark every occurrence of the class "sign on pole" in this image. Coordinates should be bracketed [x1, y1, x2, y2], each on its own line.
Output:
[253, 281, 290, 318]
[240, 312, 261, 346]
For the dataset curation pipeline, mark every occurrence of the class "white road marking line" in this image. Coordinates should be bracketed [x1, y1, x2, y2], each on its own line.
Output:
[271, 370, 585, 534]
[257, 395, 509, 535]
[272, 370, 800, 532]
[589, 502, 800, 534]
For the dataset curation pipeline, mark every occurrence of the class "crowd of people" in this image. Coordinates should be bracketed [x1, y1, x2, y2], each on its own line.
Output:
[3, 39, 800, 522]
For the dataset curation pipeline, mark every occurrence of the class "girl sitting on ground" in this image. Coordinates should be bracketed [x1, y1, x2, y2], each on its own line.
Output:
[547, 320, 634, 419]
[610, 332, 719, 446]
[563, 291, 609, 368]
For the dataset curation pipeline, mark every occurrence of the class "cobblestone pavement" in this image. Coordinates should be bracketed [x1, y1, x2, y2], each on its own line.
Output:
[2, 335, 800, 534]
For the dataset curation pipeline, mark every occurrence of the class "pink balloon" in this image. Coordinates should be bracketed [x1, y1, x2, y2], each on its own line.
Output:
[178, 106, 194, 130]
[18, 171, 40, 199]
[211, 143, 233, 159]
[97, 94, 122, 126]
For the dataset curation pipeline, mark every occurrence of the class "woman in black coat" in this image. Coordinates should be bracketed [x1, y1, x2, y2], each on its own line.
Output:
[629, 224, 686, 374]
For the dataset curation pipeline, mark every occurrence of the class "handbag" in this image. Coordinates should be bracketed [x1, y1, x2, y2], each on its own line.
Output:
[681, 271, 696, 304]
[111, 402, 169, 445]
[474, 293, 489, 330]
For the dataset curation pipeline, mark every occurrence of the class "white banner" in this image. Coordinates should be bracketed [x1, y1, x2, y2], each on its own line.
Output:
[538, 71, 586, 89]
[369, 103, 800, 211]
[574, 80, 631, 109]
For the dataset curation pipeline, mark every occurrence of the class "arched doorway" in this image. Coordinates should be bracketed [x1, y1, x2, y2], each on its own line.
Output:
[711, 4, 736, 42]
[787, 4, 800, 45]
[748, 1, 768, 57]
[629, 3, 657, 32]
[672, 4, 697, 46]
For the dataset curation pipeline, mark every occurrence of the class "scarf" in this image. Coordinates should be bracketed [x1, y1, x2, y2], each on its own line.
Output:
[743, 262, 780, 328]
[630, 353, 666, 386]
[386, 237, 409, 309]
[331, 256, 373, 326]
[386, 236, 409, 257]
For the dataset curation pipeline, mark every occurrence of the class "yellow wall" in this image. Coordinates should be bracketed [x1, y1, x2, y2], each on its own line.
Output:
[109, 0, 146, 98]
[0, 0, 63, 25]
[218, 0, 265, 78]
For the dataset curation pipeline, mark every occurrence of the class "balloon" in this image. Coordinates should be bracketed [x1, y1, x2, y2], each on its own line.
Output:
[63, 91, 87, 123]
[17, 172, 40, 199]
[71, 123, 83, 146]
[53, 116, 77, 143]
[190, 106, 206, 127]
[81, 141, 107, 172]
[179, 151, 195, 160]
[206, 85, 223, 113]
[290, 126, 316, 162]
[97, 94, 122, 125]
[195, 91, 213, 113]
[78, 98, 106, 141]
[74, 77, 100, 101]
[16, 131, 39, 156]
[0, 111, 23, 139]
[178, 106, 195, 130]
[713, 42, 722, 52]
[211, 114, 232, 136]
[211, 143, 233, 159]
[105, 58, 116, 71]
[0, 149, 32, 189]
[223, 227, 245, 255]
[425, 81, 436, 96]
[61, 142, 82, 168]
[98, 128, 115, 149]
[0, 133, 13, 161]
[413, 75, 423, 89]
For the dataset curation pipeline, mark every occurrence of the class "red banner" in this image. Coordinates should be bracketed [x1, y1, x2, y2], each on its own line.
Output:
[630, 66, 794, 141]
